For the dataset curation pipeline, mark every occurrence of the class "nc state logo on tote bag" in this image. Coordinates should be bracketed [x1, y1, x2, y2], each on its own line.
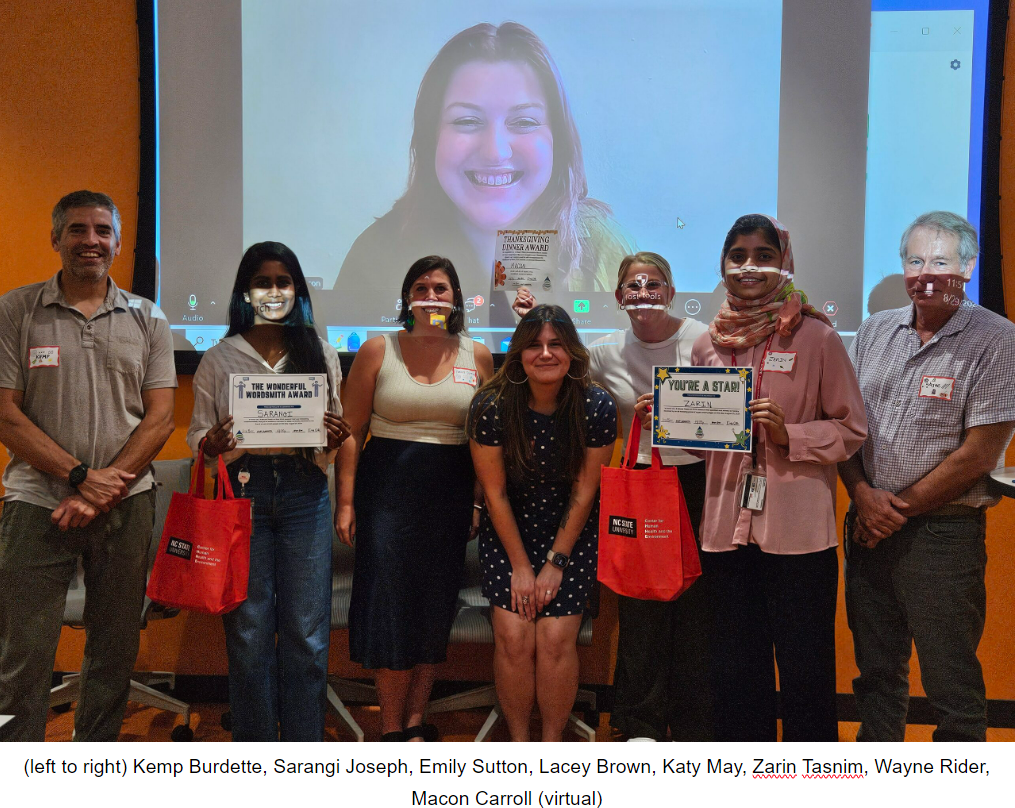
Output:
[146, 450, 252, 615]
[598, 424, 700, 601]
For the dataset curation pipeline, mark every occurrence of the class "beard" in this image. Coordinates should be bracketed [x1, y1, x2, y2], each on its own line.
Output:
[62, 249, 113, 282]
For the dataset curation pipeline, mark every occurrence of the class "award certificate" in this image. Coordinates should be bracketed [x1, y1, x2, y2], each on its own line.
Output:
[493, 229, 559, 292]
[228, 373, 327, 448]
[651, 366, 754, 452]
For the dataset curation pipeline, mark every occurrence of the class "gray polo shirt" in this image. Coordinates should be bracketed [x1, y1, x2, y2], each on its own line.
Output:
[0, 273, 178, 509]
[849, 300, 1015, 508]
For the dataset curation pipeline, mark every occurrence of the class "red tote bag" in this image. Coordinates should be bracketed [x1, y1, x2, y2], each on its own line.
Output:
[597, 422, 701, 601]
[146, 452, 252, 615]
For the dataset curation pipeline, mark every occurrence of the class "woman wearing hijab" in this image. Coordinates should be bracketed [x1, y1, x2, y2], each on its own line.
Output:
[687, 214, 867, 742]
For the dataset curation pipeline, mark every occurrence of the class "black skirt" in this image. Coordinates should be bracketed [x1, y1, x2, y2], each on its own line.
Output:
[348, 436, 474, 669]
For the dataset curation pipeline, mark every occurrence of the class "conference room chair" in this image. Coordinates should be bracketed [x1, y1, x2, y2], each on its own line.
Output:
[425, 540, 600, 742]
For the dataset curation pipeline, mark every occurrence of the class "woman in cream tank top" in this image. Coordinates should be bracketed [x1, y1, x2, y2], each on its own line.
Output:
[336, 256, 493, 741]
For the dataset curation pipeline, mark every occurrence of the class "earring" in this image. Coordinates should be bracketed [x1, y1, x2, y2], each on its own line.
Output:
[243, 293, 251, 303]
[406, 311, 414, 328]
[505, 361, 528, 385]
[566, 367, 587, 381]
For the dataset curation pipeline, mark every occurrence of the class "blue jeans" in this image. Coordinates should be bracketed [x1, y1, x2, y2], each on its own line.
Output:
[844, 507, 987, 742]
[223, 455, 332, 741]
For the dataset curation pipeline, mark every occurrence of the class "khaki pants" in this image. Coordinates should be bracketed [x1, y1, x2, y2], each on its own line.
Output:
[0, 490, 155, 742]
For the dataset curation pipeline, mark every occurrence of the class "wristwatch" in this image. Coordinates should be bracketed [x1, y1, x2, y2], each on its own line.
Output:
[68, 463, 89, 489]
[546, 549, 570, 570]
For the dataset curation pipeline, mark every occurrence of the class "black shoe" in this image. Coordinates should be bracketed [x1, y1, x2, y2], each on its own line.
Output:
[404, 723, 439, 742]
[381, 730, 405, 741]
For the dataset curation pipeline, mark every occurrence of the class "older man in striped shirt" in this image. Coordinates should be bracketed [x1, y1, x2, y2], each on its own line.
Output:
[839, 211, 1015, 742]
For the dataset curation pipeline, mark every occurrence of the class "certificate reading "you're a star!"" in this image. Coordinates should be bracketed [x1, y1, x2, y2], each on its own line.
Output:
[651, 366, 754, 452]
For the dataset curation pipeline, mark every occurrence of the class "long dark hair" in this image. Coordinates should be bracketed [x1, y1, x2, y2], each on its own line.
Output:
[396, 255, 467, 334]
[390, 22, 622, 290]
[225, 241, 327, 376]
[468, 305, 594, 484]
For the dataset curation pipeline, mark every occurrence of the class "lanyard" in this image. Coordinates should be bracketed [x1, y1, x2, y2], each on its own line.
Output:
[731, 333, 775, 465]
[730, 333, 775, 395]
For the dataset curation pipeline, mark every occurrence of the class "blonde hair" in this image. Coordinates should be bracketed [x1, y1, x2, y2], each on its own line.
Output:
[617, 251, 674, 288]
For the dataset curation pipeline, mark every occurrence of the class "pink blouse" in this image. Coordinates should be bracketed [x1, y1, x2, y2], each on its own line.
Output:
[691, 317, 867, 554]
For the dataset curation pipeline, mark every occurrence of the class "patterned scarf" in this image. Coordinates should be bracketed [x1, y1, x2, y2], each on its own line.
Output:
[708, 215, 832, 349]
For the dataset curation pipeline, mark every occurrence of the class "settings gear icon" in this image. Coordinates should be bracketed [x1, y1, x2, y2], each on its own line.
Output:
[950, 59, 961, 70]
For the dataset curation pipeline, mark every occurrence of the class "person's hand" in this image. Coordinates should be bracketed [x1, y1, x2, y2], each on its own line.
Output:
[202, 415, 236, 457]
[51, 494, 98, 531]
[854, 484, 908, 540]
[534, 561, 564, 613]
[335, 502, 356, 547]
[512, 288, 536, 318]
[634, 393, 653, 431]
[324, 412, 352, 450]
[852, 518, 885, 550]
[76, 466, 134, 511]
[510, 564, 537, 622]
[469, 504, 482, 541]
[749, 398, 789, 446]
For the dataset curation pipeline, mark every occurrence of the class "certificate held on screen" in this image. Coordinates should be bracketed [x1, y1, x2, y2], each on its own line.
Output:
[651, 366, 754, 452]
[228, 373, 327, 448]
[493, 229, 559, 292]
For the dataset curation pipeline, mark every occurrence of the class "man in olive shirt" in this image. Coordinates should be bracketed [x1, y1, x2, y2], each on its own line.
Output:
[0, 191, 177, 741]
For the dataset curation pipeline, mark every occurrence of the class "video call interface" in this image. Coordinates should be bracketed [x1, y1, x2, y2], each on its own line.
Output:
[157, 0, 991, 355]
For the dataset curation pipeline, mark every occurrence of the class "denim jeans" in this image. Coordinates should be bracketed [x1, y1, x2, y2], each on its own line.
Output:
[223, 454, 332, 741]
[844, 507, 988, 742]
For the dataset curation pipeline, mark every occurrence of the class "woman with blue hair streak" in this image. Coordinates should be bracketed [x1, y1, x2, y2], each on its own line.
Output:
[187, 241, 350, 741]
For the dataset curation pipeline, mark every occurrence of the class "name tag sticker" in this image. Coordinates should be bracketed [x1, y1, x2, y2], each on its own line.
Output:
[919, 375, 955, 401]
[762, 351, 796, 373]
[29, 347, 59, 368]
[453, 367, 478, 386]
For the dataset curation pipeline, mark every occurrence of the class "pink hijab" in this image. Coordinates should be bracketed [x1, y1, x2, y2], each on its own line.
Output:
[708, 215, 831, 349]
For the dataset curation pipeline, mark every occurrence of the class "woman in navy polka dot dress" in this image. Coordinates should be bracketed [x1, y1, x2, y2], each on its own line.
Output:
[468, 305, 617, 741]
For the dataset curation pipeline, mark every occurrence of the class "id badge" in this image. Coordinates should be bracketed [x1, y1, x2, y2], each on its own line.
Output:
[737, 468, 767, 512]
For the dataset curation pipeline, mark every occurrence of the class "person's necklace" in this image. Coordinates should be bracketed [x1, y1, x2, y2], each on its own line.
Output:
[262, 345, 286, 367]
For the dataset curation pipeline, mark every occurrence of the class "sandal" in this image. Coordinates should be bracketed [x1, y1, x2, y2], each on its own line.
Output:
[381, 730, 405, 741]
[404, 723, 439, 742]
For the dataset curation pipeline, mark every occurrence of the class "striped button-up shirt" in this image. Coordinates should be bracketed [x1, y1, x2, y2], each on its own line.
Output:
[848, 301, 1015, 508]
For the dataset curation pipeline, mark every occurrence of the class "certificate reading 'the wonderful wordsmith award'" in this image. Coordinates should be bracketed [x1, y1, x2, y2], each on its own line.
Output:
[228, 374, 327, 448]
[651, 366, 754, 452]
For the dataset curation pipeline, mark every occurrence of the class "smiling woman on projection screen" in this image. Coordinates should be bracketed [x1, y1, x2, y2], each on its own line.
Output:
[332, 22, 631, 322]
